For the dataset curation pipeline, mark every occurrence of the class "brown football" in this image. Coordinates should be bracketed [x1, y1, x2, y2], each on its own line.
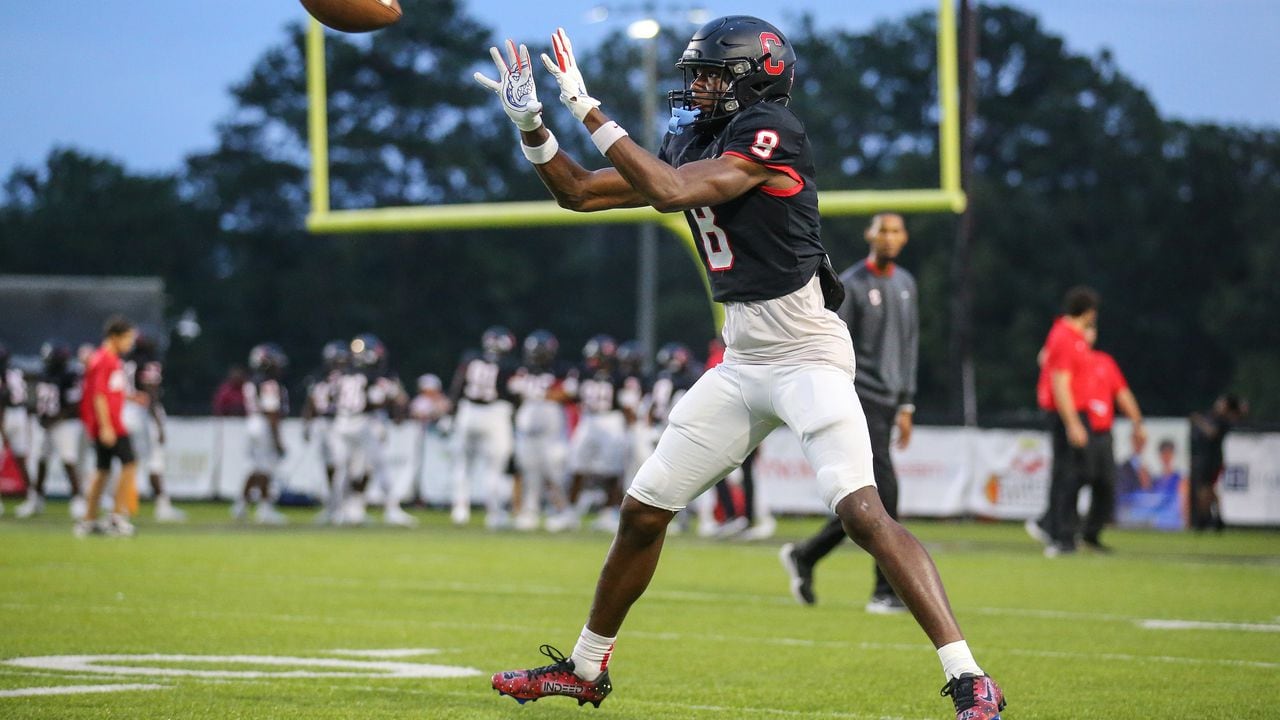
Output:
[300, 0, 403, 33]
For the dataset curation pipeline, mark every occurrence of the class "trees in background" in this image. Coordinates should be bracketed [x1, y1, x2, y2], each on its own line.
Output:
[1, 4, 1276, 419]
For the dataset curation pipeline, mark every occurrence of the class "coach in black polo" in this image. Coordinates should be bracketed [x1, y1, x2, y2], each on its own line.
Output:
[780, 212, 919, 612]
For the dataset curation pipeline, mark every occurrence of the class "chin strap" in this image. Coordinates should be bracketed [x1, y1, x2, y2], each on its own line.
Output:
[668, 107, 701, 135]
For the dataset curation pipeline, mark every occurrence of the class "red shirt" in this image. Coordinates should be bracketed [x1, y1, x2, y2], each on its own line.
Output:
[1036, 316, 1091, 412]
[1082, 350, 1128, 432]
[80, 347, 128, 439]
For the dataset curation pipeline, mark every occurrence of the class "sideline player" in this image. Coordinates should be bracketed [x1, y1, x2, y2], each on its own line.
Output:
[1, 342, 34, 518]
[781, 212, 919, 611]
[509, 330, 571, 531]
[76, 316, 139, 537]
[18, 341, 85, 519]
[477, 18, 1004, 718]
[304, 340, 347, 523]
[123, 336, 186, 522]
[447, 326, 517, 528]
[234, 343, 289, 524]
[561, 335, 630, 533]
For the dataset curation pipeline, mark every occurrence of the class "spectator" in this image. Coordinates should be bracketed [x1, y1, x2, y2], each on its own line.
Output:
[1026, 286, 1098, 557]
[212, 365, 248, 416]
[1188, 394, 1248, 531]
[1077, 325, 1145, 552]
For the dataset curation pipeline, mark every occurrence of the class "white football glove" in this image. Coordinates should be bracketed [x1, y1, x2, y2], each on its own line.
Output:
[474, 40, 544, 132]
[541, 27, 601, 122]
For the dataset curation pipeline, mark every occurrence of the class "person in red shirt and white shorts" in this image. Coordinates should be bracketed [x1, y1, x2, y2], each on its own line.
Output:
[76, 315, 139, 537]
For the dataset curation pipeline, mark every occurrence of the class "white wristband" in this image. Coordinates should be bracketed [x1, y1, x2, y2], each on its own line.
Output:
[520, 131, 559, 165]
[590, 121, 629, 156]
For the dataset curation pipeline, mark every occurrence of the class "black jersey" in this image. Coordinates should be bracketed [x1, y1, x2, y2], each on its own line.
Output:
[658, 102, 824, 303]
[568, 367, 628, 415]
[450, 352, 515, 405]
[1, 367, 27, 408]
[648, 369, 698, 425]
[34, 368, 83, 424]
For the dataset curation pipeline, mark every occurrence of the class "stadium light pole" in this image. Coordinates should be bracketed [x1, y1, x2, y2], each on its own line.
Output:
[629, 17, 661, 373]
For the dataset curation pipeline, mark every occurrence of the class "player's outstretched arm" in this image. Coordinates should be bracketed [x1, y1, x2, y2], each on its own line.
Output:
[541, 27, 784, 212]
[474, 39, 644, 212]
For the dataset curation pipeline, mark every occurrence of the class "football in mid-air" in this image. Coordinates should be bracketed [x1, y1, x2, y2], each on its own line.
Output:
[300, 0, 403, 33]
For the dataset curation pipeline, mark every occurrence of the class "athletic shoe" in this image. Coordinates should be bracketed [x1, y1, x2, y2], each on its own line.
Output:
[1023, 518, 1050, 546]
[1081, 538, 1114, 554]
[865, 593, 909, 615]
[737, 516, 777, 541]
[715, 516, 750, 538]
[255, 504, 288, 525]
[450, 503, 471, 526]
[492, 644, 612, 708]
[383, 504, 419, 528]
[69, 495, 88, 520]
[941, 673, 1005, 720]
[1043, 542, 1076, 558]
[230, 500, 248, 521]
[105, 514, 136, 537]
[485, 510, 513, 531]
[778, 543, 816, 605]
[15, 491, 44, 519]
[154, 497, 187, 523]
[513, 511, 540, 532]
[73, 519, 105, 538]
[544, 510, 580, 533]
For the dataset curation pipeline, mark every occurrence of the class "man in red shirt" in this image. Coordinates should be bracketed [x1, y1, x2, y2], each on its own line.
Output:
[76, 315, 139, 537]
[1027, 287, 1098, 556]
[1078, 325, 1146, 551]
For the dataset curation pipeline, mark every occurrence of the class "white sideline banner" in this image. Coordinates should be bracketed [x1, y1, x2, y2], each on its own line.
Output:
[1220, 434, 1280, 526]
[42, 416, 1277, 525]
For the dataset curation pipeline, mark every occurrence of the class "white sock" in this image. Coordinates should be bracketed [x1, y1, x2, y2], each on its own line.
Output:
[937, 640, 983, 680]
[570, 625, 616, 681]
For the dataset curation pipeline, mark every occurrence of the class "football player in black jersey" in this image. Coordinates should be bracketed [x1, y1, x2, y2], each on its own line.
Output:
[123, 335, 186, 522]
[1, 342, 34, 519]
[447, 326, 518, 529]
[304, 340, 348, 524]
[508, 330, 571, 531]
[478, 17, 1003, 717]
[17, 341, 84, 519]
[234, 343, 289, 525]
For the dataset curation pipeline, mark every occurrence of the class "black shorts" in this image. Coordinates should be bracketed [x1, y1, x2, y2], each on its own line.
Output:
[95, 434, 136, 471]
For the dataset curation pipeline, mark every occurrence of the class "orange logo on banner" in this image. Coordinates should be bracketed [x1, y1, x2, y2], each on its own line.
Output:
[984, 474, 1001, 504]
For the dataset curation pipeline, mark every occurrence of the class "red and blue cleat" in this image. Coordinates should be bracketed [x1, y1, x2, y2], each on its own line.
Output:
[492, 644, 613, 708]
[942, 674, 1006, 720]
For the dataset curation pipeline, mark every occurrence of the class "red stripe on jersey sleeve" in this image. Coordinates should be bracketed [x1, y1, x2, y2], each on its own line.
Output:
[722, 151, 804, 197]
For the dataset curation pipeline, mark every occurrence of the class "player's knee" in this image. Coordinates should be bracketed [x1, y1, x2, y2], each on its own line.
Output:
[834, 487, 895, 548]
[618, 496, 674, 545]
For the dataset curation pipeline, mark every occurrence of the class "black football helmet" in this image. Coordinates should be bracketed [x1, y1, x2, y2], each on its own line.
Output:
[350, 333, 386, 370]
[582, 334, 618, 368]
[249, 343, 288, 375]
[482, 326, 516, 358]
[322, 340, 351, 371]
[523, 329, 559, 367]
[668, 16, 796, 129]
[130, 333, 161, 363]
[40, 340, 73, 372]
[656, 342, 692, 373]
[616, 340, 644, 375]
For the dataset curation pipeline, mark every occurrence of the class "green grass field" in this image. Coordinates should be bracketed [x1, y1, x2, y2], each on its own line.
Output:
[1, 502, 1276, 719]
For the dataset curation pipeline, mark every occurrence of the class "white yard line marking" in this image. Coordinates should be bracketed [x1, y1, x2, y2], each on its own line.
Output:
[1139, 619, 1280, 633]
[0, 683, 165, 698]
[4, 654, 482, 679]
[324, 648, 442, 657]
